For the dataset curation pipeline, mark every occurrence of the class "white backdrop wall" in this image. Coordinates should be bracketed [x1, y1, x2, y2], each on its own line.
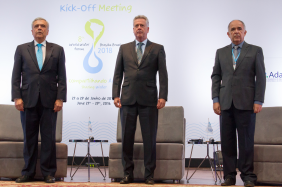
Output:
[0, 0, 281, 157]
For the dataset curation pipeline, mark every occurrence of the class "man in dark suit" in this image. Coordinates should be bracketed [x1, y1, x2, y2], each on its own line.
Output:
[11, 17, 67, 183]
[112, 15, 168, 185]
[211, 20, 266, 187]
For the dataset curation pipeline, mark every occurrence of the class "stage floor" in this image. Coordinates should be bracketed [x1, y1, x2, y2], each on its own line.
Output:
[0, 167, 272, 186]
[66, 166, 238, 185]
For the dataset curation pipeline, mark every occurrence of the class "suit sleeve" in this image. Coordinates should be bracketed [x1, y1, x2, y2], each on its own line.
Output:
[158, 45, 168, 101]
[57, 47, 67, 102]
[254, 47, 266, 103]
[112, 45, 124, 99]
[211, 49, 221, 100]
[11, 46, 22, 101]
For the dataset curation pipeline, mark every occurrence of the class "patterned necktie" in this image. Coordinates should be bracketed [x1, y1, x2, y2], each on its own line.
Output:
[233, 46, 239, 69]
[137, 42, 144, 65]
[36, 44, 43, 71]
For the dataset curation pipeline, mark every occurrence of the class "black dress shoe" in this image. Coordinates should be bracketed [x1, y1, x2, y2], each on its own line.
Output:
[15, 175, 33, 183]
[244, 181, 255, 187]
[120, 175, 133, 184]
[145, 178, 154, 185]
[44, 175, 55, 183]
[221, 178, 236, 186]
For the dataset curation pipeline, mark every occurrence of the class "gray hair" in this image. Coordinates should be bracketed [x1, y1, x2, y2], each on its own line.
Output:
[228, 20, 246, 31]
[133, 15, 149, 27]
[31, 17, 49, 29]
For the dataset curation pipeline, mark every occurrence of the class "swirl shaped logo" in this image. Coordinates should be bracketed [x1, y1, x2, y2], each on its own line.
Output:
[83, 19, 104, 73]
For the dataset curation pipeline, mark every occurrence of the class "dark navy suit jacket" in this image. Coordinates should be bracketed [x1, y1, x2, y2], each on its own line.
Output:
[12, 41, 67, 108]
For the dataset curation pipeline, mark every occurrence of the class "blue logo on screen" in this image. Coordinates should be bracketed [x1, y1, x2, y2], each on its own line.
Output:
[83, 46, 103, 73]
[83, 19, 105, 74]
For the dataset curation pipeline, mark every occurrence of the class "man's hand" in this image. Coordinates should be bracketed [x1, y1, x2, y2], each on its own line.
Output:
[157, 98, 166, 109]
[114, 97, 122, 108]
[54, 100, 63, 112]
[213, 102, 221, 115]
[253, 104, 262, 113]
[14, 98, 24, 111]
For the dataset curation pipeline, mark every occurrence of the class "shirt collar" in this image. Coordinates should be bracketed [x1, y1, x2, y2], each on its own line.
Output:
[34, 40, 46, 47]
[232, 41, 244, 48]
[135, 39, 148, 46]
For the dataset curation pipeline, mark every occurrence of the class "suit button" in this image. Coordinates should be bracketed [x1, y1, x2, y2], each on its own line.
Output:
[137, 69, 139, 71]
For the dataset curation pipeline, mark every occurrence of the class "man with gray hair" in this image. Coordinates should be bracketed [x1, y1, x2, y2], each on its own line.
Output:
[112, 15, 168, 185]
[12, 17, 67, 183]
[211, 20, 265, 187]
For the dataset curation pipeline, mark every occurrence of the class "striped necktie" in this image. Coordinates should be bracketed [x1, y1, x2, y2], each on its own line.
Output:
[233, 46, 239, 69]
[36, 44, 43, 70]
[137, 42, 144, 65]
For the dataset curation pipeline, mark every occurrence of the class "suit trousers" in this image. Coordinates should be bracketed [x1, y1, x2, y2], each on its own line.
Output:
[20, 94, 57, 177]
[220, 102, 257, 182]
[120, 103, 158, 179]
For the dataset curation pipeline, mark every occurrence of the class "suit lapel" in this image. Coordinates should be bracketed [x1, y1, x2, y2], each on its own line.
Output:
[27, 41, 40, 71]
[235, 42, 249, 71]
[130, 41, 138, 66]
[225, 44, 234, 71]
[42, 41, 53, 71]
[139, 40, 153, 67]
